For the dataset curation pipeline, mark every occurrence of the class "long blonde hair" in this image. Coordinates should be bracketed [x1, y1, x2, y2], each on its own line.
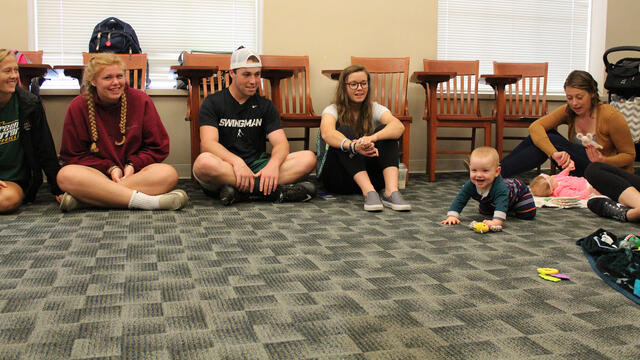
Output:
[82, 53, 127, 153]
[334, 65, 373, 137]
[0, 49, 15, 63]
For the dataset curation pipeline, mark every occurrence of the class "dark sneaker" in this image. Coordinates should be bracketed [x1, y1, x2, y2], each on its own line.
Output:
[364, 191, 383, 212]
[381, 191, 411, 211]
[274, 181, 316, 203]
[219, 185, 249, 206]
[587, 196, 629, 222]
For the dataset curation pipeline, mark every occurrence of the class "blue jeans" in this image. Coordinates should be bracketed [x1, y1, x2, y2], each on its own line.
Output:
[500, 130, 590, 177]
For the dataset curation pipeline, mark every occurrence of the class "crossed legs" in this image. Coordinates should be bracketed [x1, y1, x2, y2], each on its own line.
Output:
[56, 163, 178, 208]
[192, 150, 316, 190]
[0, 181, 24, 214]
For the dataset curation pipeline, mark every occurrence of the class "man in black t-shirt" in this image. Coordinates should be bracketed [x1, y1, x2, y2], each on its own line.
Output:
[192, 47, 317, 205]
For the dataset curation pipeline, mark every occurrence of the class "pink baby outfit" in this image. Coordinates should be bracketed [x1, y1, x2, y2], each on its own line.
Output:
[551, 164, 591, 199]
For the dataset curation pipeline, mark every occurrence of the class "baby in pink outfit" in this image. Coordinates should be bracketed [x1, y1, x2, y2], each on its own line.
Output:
[529, 163, 592, 199]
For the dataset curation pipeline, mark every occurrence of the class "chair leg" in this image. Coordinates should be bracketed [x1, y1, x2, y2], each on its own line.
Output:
[484, 124, 492, 148]
[471, 128, 476, 151]
[427, 121, 437, 182]
[304, 128, 310, 150]
[401, 123, 411, 185]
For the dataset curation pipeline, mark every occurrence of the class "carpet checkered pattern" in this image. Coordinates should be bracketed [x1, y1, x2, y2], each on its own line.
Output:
[1, 172, 640, 359]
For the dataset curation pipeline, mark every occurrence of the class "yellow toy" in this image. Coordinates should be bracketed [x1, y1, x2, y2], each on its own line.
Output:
[470, 221, 489, 234]
[469, 221, 501, 233]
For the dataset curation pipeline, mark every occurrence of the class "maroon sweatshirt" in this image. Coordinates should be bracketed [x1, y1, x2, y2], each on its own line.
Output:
[60, 87, 170, 175]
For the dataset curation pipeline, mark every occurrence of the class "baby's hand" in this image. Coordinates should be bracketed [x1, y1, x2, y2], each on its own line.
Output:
[441, 216, 460, 225]
[482, 219, 503, 227]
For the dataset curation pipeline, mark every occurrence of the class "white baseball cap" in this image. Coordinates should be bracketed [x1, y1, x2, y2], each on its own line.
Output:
[230, 47, 262, 70]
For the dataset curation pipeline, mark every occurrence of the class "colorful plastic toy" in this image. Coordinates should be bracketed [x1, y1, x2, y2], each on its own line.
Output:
[620, 234, 640, 249]
[469, 221, 502, 233]
[537, 268, 559, 275]
[549, 273, 571, 280]
[537, 267, 570, 282]
[470, 221, 489, 233]
[539, 273, 561, 282]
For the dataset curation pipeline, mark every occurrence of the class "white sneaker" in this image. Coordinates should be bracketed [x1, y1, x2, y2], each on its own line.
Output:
[158, 190, 190, 210]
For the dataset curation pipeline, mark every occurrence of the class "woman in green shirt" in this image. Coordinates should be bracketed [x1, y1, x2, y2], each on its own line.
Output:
[0, 49, 62, 213]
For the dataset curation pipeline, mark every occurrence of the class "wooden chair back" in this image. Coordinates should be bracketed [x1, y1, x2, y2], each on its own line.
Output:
[259, 55, 317, 117]
[21, 50, 43, 64]
[350, 56, 410, 117]
[181, 53, 231, 122]
[493, 62, 548, 121]
[419, 59, 492, 181]
[83, 52, 148, 90]
[182, 53, 231, 96]
[423, 60, 481, 119]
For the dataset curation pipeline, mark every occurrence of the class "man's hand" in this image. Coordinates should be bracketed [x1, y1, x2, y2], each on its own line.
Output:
[232, 159, 256, 193]
[441, 216, 460, 225]
[255, 161, 280, 196]
[55, 194, 63, 204]
[585, 146, 604, 162]
[0, 180, 7, 188]
[552, 151, 572, 169]
[110, 167, 123, 183]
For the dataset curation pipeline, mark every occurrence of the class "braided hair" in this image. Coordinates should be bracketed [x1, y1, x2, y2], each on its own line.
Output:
[82, 53, 127, 153]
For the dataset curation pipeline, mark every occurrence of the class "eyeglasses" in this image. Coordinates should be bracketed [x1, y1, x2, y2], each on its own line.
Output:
[346, 81, 368, 90]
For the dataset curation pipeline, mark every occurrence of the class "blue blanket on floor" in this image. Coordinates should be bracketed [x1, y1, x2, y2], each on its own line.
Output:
[576, 228, 640, 305]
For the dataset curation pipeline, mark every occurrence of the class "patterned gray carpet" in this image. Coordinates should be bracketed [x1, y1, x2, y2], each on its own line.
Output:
[1, 172, 640, 360]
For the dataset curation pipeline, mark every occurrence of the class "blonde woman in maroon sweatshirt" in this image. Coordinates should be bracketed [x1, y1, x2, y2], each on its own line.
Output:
[57, 53, 188, 212]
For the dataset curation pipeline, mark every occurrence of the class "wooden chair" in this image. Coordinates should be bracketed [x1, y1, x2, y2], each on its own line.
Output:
[20, 50, 43, 64]
[82, 52, 148, 90]
[16, 50, 46, 90]
[350, 56, 413, 178]
[259, 55, 320, 150]
[492, 61, 548, 155]
[492, 62, 552, 172]
[181, 53, 231, 123]
[422, 60, 493, 181]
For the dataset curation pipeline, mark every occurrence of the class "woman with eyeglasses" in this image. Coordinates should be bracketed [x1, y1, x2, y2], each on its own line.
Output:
[316, 64, 410, 211]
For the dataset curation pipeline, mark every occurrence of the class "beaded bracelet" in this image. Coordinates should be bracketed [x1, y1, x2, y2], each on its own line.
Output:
[340, 138, 349, 152]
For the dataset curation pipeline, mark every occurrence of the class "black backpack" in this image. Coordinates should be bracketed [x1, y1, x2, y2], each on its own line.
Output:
[89, 17, 141, 54]
[88, 17, 149, 87]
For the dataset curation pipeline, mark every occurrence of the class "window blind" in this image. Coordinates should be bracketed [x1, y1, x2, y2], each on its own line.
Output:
[34, 0, 260, 89]
[437, 0, 590, 94]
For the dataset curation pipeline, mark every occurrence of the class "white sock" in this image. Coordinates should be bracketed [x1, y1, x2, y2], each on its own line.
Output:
[128, 190, 160, 210]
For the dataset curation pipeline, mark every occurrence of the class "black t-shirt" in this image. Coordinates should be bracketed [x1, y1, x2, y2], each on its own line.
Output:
[199, 88, 281, 164]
